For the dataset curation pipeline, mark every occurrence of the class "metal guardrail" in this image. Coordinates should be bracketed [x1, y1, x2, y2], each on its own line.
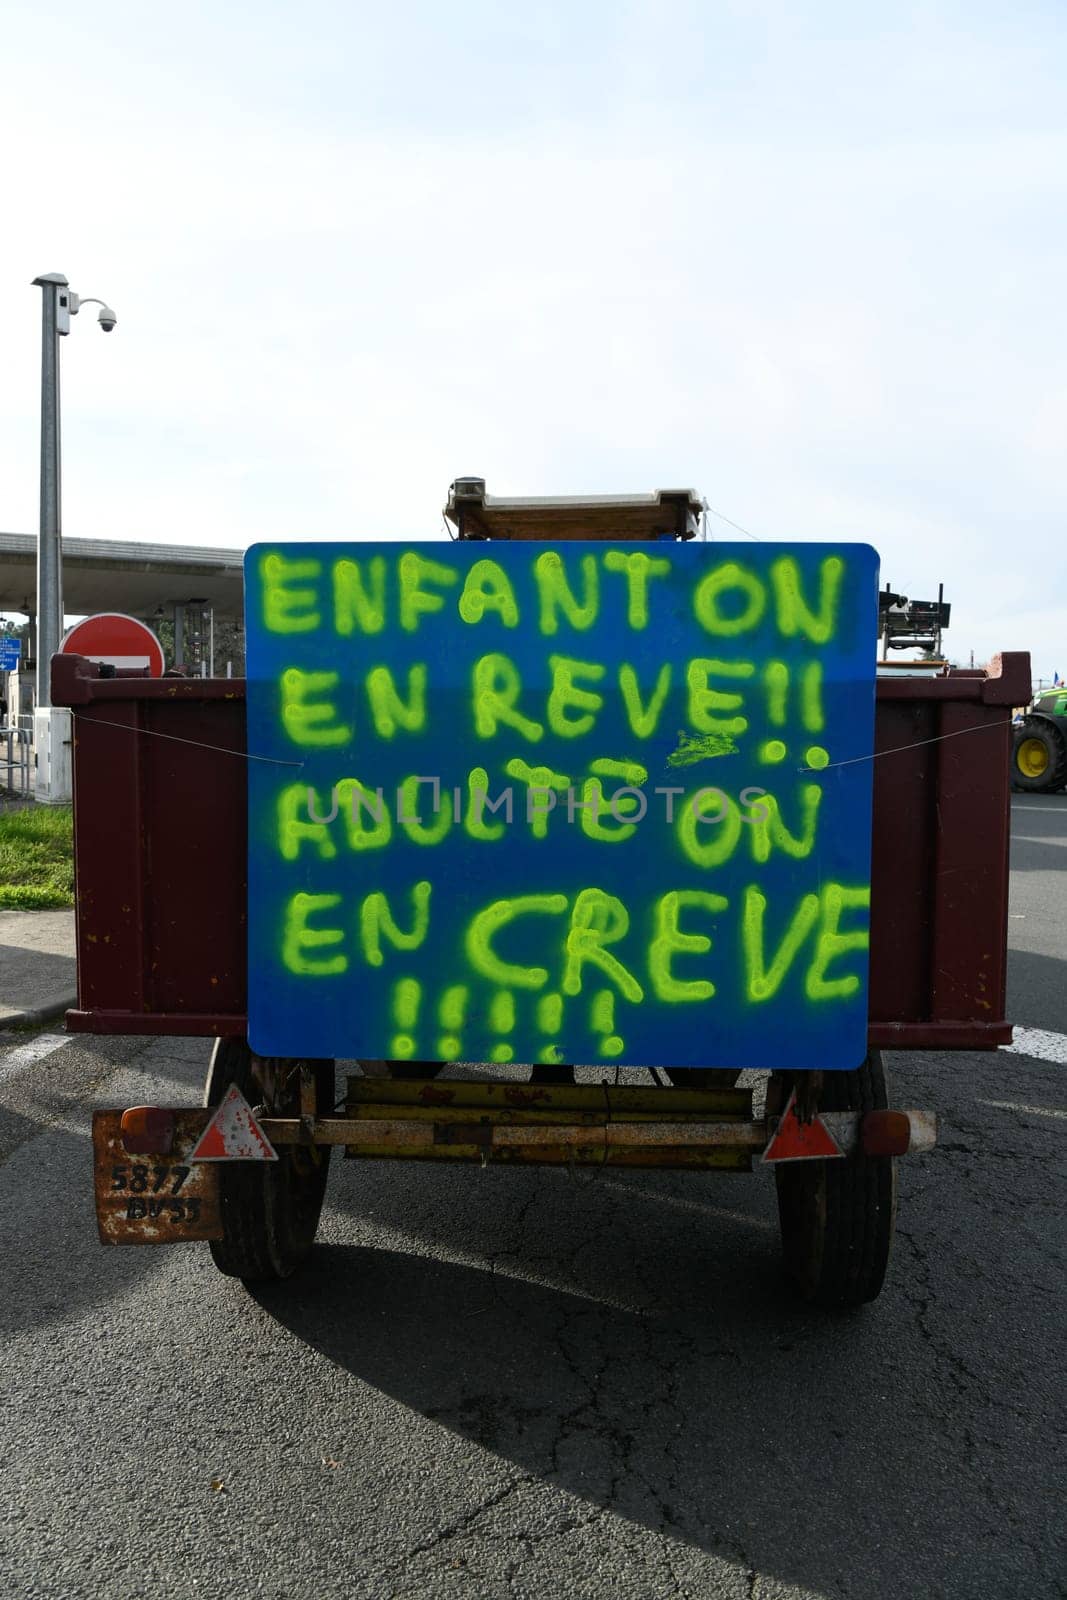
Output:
[1, 726, 32, 797]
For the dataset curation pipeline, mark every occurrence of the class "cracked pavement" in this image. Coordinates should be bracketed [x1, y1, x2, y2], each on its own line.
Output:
[1, 795, 1064, 1599]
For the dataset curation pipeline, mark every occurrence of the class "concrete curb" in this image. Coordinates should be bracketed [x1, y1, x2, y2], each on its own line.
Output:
[0, 993, 77, 1031]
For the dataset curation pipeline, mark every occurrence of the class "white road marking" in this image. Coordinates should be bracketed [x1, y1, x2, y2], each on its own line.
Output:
[980, 1099, 1067, 1121]
[1002, 1028, 1067, 1065]
[1013, 804, 1067, 811]
[0, 1032, 69, 1086]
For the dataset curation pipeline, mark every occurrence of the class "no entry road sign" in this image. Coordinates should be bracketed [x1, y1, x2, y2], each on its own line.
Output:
[60, 613, 165, 676]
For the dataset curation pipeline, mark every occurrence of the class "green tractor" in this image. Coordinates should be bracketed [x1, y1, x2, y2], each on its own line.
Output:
[1012, 687, 1067, 793]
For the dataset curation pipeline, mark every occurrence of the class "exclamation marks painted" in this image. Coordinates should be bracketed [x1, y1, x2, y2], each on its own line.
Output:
[437, 984, 468, 1061]
[759, 738, 788, 765]
[761, 661, 829, 769]
[801, 661, 826, 734]
[390, 978, 421, 1058]
[489, 990, 515, 1062]
[387, 983, 634, 1066]
[592, 990, 624, 1058]
[765, 660, 789, 729]
[536, 991, 565, 1064]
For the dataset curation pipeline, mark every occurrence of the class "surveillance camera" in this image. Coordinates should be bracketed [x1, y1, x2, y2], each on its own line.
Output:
[97, 307, 117, 332]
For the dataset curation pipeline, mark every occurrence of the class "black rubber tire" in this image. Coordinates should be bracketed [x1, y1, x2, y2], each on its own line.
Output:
[204, 1037, 333, 1283]
[1011, 717, 1067, 794]
[773, 1051, 896, 1309]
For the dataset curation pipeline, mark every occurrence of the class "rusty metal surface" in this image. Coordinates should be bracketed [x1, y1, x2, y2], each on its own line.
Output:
[323, 1075, 761, 1168]
[341, 1137, 754, 1171]
[92, 1110, 222, 1244]
[346, 1078, 753, 1119]
[90, 1092, 937, 1201]
[66, 1010, 247, 1037]
[261, 1115, 764, 1149]
[868, 1020, 1011, 1048]
[58, 655, 247, 1036]
[58, 651, 1027, 1051]
[866, 655, 1026, 1049]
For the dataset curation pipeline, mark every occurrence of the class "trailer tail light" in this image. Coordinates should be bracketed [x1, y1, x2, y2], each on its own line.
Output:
[861, 1111, 913, 1157]
[120, 1107, 176, 1155]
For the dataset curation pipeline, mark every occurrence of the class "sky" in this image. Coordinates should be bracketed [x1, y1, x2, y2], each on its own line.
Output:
[1, 0, 1065, 678]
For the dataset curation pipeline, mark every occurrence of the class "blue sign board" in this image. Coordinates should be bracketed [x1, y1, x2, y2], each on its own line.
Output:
[0, 638, 21, 671]
[245, 541, 878, 1070]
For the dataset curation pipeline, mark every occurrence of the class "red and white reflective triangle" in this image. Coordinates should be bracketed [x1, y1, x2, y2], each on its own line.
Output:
[761, 1089, 845, 1165]
[190, 1084, 278, 1162]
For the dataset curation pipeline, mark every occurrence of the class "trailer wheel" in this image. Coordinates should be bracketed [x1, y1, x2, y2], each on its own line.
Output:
[773, 1051, 896, 1309]
[204, 1037, 333, 1283]
[1011, 717, 1067, 793]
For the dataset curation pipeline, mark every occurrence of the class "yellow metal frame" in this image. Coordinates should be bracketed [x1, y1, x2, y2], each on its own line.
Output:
[261, 1077, 759, 1172]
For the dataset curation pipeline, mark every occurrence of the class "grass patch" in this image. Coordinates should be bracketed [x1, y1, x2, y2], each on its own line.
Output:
[0, 806, 74, 910]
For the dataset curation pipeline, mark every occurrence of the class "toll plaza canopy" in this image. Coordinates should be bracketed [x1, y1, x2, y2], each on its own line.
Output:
[0, 532, 243, 619]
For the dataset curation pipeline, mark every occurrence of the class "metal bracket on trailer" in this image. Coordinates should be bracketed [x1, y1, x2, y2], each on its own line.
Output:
[91, 1080, 939, 1245]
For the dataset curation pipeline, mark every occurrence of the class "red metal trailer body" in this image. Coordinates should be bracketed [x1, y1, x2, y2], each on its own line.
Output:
[53, 651, 1029, 1050]
[53, 644, 1030, 1310]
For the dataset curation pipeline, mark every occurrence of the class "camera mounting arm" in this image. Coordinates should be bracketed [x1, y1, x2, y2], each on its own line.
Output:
[69, 294, 118, 332]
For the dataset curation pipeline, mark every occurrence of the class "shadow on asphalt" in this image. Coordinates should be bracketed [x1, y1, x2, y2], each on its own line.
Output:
[1007, 946, 1067, 1035]
[1006, 836, 1067, 873]
[4, 1044, 1056, 1597]
[1010, 795, 1067, 819]
[248, 1135, 1029, 1600]
[0, 946, 77, 1011]
[252, 1241, 887, 1594]
[0, 1123, 175, 1337]
[1009, 793, 1067, 872]
[0, 1040, 212, 1336]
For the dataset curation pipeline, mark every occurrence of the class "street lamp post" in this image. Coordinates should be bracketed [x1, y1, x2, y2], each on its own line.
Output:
[31, 272, 117, 800]
[32, 273, 66, 712]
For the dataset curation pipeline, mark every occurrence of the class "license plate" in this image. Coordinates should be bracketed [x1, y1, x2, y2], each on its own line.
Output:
[92, 1110, 223, 1245]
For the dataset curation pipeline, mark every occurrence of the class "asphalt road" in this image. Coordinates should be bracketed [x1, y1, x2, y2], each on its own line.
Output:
[2, 797, 1065, 1600]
